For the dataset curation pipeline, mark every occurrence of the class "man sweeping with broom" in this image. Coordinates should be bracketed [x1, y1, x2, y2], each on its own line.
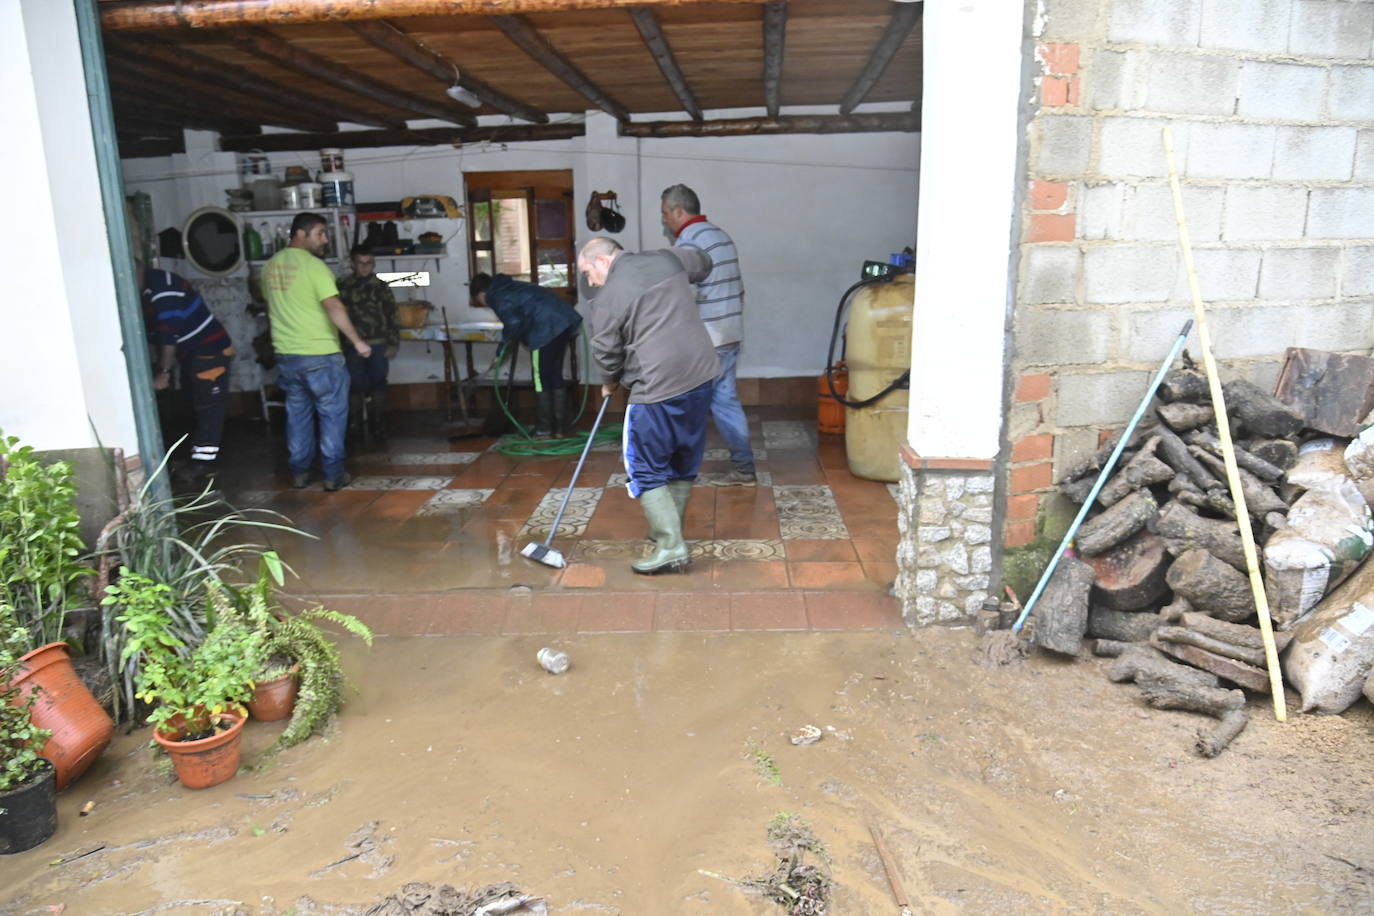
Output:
[577, 237, 718, 574]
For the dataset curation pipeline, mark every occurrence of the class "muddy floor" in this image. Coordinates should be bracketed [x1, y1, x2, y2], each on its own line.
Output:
[2, 628, 1372, 915]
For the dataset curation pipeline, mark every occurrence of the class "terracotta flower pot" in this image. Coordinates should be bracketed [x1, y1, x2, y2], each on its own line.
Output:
[154, 711, 245, 789]
[247, 665, 300, 722]
[0, 759, 57, 855]
[11, 643, 115, 792]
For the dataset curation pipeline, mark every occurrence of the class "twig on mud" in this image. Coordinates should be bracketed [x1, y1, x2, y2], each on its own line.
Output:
[311, 851, 363, 876]
[1326, 855, 1371, 874]
[47, 845, 106, 867]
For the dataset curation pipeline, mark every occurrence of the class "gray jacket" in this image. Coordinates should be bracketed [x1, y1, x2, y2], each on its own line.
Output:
[589, 247, 720, 404]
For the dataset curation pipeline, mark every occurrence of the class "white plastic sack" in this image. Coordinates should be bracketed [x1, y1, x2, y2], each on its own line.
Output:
[1344, 424, 1374, 481]
[1284, 590, 1374, 715]
[1286, 437, 1349, 491]
[1263, 477, 1374, 629]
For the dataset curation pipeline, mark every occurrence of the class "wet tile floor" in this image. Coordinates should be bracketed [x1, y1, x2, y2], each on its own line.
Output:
[211, 406, 903, 635]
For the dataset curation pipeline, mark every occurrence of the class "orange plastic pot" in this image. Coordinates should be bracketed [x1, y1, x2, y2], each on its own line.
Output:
[154, 711, 245, 789]
[11, 643, 115, 792]
[818, 363, 848, 435]
[247, 666, 300, 722]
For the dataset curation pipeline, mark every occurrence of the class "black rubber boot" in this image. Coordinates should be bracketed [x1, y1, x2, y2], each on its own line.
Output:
[551, 388, 570, 438]
[532, 390, 555, 439]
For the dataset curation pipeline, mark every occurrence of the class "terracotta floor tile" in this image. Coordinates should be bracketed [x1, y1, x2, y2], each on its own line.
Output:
[768, 467, 828, 486]
[579, 593, 655, 632]
[584, 515, 649, 539]
[784, 539, 858, 562]
[556, 563, 608, 588]
[805, 590, 901, 630]
[427, 593, 509, 635]
[863, 562, 900, 588]
[654, 591, 730, 630]
[713, 560, 788, 590]
[445, 471, 510, 489]
[851, 536, 897, 565]
[503, 592, 582, 634]
[364, 490, 435, 524]
[730, 592, 808, 630]
[787, 561, 868, 590]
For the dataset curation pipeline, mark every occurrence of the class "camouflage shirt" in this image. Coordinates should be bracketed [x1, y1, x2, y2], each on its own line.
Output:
[337, 274, 400, 349]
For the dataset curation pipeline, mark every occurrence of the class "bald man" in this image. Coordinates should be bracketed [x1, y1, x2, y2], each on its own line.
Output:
[577, 237, 719, 574]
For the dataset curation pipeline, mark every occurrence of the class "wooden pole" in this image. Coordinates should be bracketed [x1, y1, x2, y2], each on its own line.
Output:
[622, 112, 918, 137]
[838, 2, 921, 115]
[761, 1, 787, 118]
[1163, 127, 1287, 721]
[628, 7, 702, 121]
[491, 14, 630, 121]
[219, 122, 586, 152]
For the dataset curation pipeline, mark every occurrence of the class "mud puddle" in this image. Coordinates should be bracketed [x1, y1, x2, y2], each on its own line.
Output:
[2, 629, 1371, 914]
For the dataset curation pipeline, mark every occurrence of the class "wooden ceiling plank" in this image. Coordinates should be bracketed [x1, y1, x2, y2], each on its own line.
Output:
[627, 8, 701, 121]
[761, 1, 786, 117]
[229, 27, 476, 126]
[350, 20, 549, 124]
[106, 37, 398, 129]
[838, 2, 921, 115]
[622, 111, 918, 137]
[101, 0, 772, 31]
[489, 15, 630, 121]
[219, 121, 585, 153]
[114, 95, 260, 135]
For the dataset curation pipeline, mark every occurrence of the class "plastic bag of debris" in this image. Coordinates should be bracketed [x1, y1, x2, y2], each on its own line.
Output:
[1263, 477, 1374, 629]
[1342, 423, 1374, 507]
[1284, 572, 1374, 714]
[1286, 437, 1350, 491]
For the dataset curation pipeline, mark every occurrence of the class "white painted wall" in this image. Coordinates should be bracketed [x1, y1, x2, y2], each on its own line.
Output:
[907, 0, 1024, 461]
[121, 114, 919, 390]
[0, 0, 138, 455]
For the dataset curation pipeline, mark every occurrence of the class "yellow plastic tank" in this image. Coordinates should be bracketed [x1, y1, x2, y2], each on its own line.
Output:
[844, 274, 915, 482]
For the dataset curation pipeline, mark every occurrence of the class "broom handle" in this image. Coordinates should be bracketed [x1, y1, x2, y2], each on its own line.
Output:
[1163, 127, 1286, 721]
[542, 396, 611, 547]
[1011, 320, 1191, 633]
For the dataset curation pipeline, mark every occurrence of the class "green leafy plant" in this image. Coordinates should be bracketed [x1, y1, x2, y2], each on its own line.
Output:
[105, 569, 262, 739]
[0, 648, 53, 792]
[0, 432, 93, 653]
[745, 739, 783, 786]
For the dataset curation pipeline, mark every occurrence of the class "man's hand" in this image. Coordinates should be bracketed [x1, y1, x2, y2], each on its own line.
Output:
[153, 372, 171, 391]
[354, 339, 373, 359]
[601, 382, 618, 399]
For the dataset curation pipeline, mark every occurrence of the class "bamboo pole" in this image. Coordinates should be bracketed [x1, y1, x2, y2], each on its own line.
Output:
[1162, 127, 1286, 721]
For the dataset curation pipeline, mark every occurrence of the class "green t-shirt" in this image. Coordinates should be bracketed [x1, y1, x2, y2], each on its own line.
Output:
[263, 248, 341, 355]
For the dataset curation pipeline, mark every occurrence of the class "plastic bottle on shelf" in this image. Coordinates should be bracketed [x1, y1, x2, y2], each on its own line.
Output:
[243, 222, 263, 261]
[259, 221, 274, 257]
[274, 224, 289, 255]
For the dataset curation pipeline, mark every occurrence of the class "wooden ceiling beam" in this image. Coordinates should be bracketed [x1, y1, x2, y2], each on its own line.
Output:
[219, 121, 586, 153]
[228, 27, 476, 126]
[120, 137, 185, 158]
[113, 96, 261, 136]
[628, 7, 701, 121]
[350, 20, 548, 124]
[101, 0, 771, 31]
[107, 37, 397, 129]
[761, 1, 787, 118]
[839, 3, 922, 116]
[622, 112, 919, 138]
[490, 15, 630, 122]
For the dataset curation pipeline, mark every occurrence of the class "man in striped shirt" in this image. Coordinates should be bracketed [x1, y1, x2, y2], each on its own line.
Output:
[140, 267, 234, 480]
[661, 184, 757, 484]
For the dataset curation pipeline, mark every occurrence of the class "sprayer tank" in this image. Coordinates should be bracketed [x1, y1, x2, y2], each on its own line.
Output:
[844, 274, 915, 482]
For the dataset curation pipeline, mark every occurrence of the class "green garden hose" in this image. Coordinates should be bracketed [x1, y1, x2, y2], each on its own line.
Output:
[490, 327, 621, 457]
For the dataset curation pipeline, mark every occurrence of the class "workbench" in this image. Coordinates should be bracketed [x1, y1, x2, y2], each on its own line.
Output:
[399, 321, 504, 428]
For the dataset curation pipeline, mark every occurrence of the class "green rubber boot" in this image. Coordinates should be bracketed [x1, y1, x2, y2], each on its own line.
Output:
[633, 485, 691, 574]
[646, 478, 693, 542]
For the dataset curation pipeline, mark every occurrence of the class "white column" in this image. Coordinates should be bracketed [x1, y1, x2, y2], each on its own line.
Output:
[907, 0, 1024, 461]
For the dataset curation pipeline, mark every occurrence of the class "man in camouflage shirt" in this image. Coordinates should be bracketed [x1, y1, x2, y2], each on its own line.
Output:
[338, 245, 400, 438]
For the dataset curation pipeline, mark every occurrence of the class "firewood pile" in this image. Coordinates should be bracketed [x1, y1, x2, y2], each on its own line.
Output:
[1029, 350, 1374, 758]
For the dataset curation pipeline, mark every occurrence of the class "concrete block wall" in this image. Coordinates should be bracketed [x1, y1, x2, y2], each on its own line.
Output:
[1006, 0, 1374, 549]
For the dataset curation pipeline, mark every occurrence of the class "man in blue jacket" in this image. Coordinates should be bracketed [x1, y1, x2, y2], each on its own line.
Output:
[471, 273, 582, 438]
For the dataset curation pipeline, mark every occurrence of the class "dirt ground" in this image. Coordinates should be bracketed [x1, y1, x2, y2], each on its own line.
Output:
[1, 627, 1371, 915]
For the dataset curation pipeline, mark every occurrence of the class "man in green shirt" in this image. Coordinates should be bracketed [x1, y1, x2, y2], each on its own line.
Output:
[262, 212, 371, 491]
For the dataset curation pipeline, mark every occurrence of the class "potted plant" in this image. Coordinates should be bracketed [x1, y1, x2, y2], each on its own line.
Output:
[0, 432, 114, 792]
[0, 647, 57, 854]
[224, 552, 372, 753]
[105, 570, 262, 789]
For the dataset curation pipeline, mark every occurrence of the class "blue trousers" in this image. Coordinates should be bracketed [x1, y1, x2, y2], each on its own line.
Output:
[622, 380, 713, 498]
[277, 353, 350, 480]
[711, 343, 755, 473]
[346, 346, 389, 396]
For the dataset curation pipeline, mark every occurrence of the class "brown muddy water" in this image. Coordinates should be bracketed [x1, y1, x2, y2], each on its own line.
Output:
[2, 628, 1371, 915]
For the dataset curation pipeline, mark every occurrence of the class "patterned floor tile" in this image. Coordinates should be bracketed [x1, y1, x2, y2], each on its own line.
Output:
[605, 471, 774, 489]
[568, 539, 642, 561]
[703, 447, 768, 462]
[774, 485, 849, 539]
[416, 489, 496, 515]
[347, 475, 454, 490]
[519, 487, 604, 537]
[364, 452, 480, 465]
[763, 420, 816, 449]
[691, 539, 785, 561]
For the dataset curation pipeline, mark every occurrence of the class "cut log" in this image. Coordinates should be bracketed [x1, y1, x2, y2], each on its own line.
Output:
[1083, 530, 1171, 610]
[1164, 549, 1254, 622]
[1178, 612, 1294, 652]
[1088, 605, 1164, 642]
[1160, 368, 1210, 403]
[1155, 425, 1219, 491]
[1059, 420, 1156, 484]
[1098, 439, 1174, 506]
[1189, 446, 1288, 515]
[1135, 674, 1246, 715]
[1060, 474, 1096, 505]
[1157, 402, 1215, 432]
[1176, 487, 1236, 519]
[1032, 556, 1095, 656]
[1222, 379, 1304, 439]
[1197, 708, 1249, 758]
[1076, 490, 1158, 556]
[1153, 500, 1246, 571]
[1151, 635, 1271, 692]
[1091, 639, 1133, 657]
[1185, 430, 1285, 481]
[1247, 438, 1298, 472]
[1159, 596, 1193, 623]
[1106, 645, 1219, 688]
[1154, 625, 1267, 667]
[1272, 347, 1374, 438]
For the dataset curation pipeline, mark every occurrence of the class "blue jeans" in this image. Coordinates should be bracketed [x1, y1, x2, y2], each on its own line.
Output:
[346, 347, 389, 396]
[276, 353, 350, 480]
[711, 343, 755, 473]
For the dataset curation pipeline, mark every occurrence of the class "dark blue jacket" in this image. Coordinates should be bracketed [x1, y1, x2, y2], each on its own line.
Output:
[486, 275, 582, 350]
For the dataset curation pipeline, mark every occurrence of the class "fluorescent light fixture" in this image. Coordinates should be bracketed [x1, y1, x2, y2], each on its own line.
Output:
[446, 83, 481, 108]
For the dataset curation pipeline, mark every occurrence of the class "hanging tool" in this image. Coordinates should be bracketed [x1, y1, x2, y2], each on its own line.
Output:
[520, 396, 612, 569]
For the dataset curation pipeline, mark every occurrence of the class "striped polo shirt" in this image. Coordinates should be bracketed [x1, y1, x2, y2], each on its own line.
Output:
[675, 216, 744, 348]
[140, 268, 231, 359]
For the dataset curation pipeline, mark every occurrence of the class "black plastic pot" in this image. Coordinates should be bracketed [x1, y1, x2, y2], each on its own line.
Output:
[0, 759, 57, 855]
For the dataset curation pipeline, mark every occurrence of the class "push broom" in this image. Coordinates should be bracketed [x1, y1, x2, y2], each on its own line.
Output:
[521, 395, 612, 569]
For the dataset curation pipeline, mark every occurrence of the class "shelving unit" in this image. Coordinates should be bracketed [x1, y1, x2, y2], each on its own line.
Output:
[239, 206, 354, 266]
